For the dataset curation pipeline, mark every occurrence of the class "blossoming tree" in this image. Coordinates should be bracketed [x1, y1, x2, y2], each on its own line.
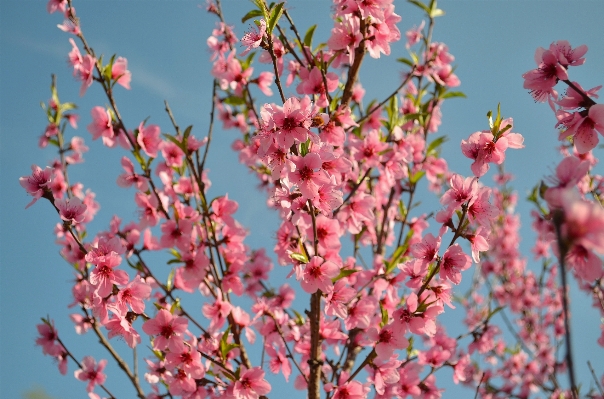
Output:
[20, 0, 604, 398]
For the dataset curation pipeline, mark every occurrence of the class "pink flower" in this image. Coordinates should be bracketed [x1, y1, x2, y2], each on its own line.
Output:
[240, 19, 266, 56]
[117, 156, 148, 191]
[36, 321, 62, 356]
[111, 57, 131, 89]
[47, 0, 67, 14]
[301, 256, 340, 293]
[87, 106, 115, 145]
[137, 123, 162, 158]
[265, 344, 291, 381]
[233, 367, 271, 399]
[367, 325, 409, 360]
[255, 71, 274, 96]
[89, 255, 129, 297]
[549, 40, 588, 68]
[116, 279, 151, 314]
[74, 356, 107, 393]
[78, 54, 96, 96]
[55, 197, 88, 224]
[558, 104, 604, 154]
[440, 244, 471, 285]
[142, 309, 188, 353]
[410, 233, 441, 266]
[288, 153, 331, 201]
[325, 279, 356, 318]
[20, 165, 53, 208]
[522, 46, 567, 102]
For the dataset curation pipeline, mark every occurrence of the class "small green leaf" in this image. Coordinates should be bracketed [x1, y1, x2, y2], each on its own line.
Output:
[163, 133, 187, 152]
[290, 252, 309, 263]
[430, 8, 445, 18]
[407, 0, 431, 15]
[166, 268, 175, 292]
[441, 91, 466, 99]
[303, 25, 317, 48]
[223, 96, 246, 106]
[183, 125, 193, 139]
[333, 268, 358, 282]
[267, 2, 284, 34]
[170, 299, 181, 314]
[300, 139, 310, 156]
[410, 170, 425, 184]
[396, 57, 415, 67]
[426, 136, 448, 155]
[241, 9, 263, 23]
[380, 304, 389, 327]
[487, 306, 504, 320]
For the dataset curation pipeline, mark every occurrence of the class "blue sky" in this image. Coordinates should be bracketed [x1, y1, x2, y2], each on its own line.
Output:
[2, 1, 604, 398]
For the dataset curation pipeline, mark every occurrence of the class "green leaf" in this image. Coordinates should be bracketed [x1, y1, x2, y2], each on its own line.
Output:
[166, 268, 175, 292]
[290, 252, 309, 263]
[426, 135, 448, 155]
[292, 309, 305, 325]
[333, 268, 358, 282]
[60, 102, 78, 112]
[396, 57, 415, 67]
[223, 96, 247, 106]
[163, 133, 187, 152]
[380, 304, 389, 327]
[267, 2, 284, 34]
[170, 299, 181, 314]
[241, 52, 257, 70]
[410, 170, 425, 184]
[303, 25, 317, 48]
[407, 0, 431, 15]
[487, 306, 504, 320]
[183, 125, 193, 140]
[241, 9, 263, 23]
[430, 8, 445, 18]
[300, 139, 310, 156]
[441, 91, 466, 99]
[167, 259, 184, 265]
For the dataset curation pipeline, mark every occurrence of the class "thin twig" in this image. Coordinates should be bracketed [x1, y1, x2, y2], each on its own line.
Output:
[588, 360, 604, 396]
[552, 211, 578, 399]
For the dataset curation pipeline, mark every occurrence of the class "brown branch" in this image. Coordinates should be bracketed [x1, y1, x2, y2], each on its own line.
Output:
[340, 17, 367, 108]
[87, 310, 146, 399]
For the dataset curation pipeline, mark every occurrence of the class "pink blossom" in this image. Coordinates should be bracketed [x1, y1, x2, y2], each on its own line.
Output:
[557, 104, 604, 154]
[288, 153, 331, 201]
[325, 279, 356, 318]
[20, 165, 53, 208]
[549, 40, 588, 68]
[36, 321, 62, 356]
[440, 244, 471, 284]
[142, 309, 188, 353]
[89, 255, 129, 297]
[265, 344, 292, 381]
[301, 256, 340, 293]
[117, 156, 148, 191]
[233, 367, 271, 399]
[410, 233, 441, 266]
[522, 47, 567, 102]
[240, 19, 266, 56]
[111, 57, 131, 89]
[74, 356, 107, 393]
[116, 279, 151, 314]
[47, 0, 67, 14]
[137, 123, 162, 158]
[55, 197, 87, 224]
[78, 54, 96, 96]
[87, 106, 115, 146]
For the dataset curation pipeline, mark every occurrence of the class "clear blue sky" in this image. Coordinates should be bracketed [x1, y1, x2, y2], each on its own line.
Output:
[1, 1, 603, 398]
